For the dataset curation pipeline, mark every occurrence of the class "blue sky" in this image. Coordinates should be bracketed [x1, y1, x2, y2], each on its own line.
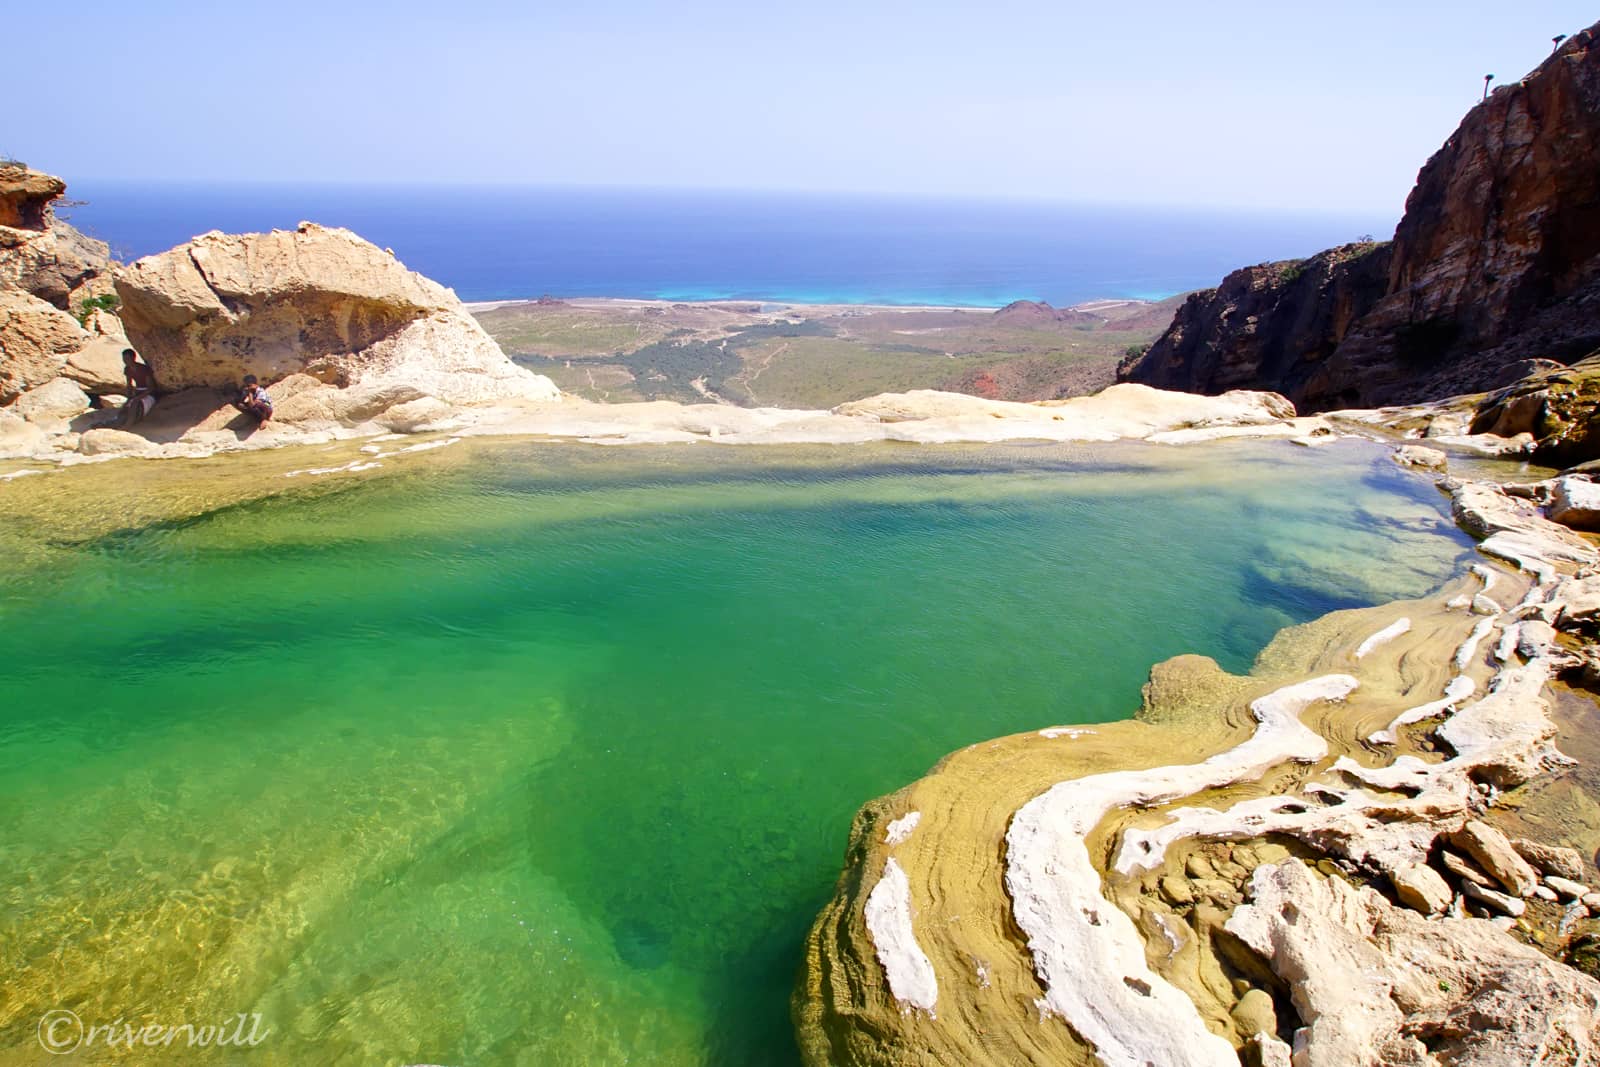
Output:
[10, 1, 1591, 212]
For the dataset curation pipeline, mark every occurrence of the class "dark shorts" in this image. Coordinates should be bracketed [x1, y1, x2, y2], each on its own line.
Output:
[243, 400, 273, 421]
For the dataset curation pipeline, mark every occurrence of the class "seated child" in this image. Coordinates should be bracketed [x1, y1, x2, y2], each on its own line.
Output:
[235, 375, 273, 426]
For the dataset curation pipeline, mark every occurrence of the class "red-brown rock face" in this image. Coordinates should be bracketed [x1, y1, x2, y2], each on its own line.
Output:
[1122, 22, 1600, 410]
[1116, 243, 1391, 400]
[0, 165, 64, 232]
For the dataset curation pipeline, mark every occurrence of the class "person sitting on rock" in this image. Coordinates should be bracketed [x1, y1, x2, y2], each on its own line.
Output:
[117, 348, 156, 427]
[235, 375, 273, 427]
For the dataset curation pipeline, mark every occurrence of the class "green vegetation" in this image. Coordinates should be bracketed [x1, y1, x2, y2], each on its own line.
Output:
[75, 292, 119, 325]
[622, 339, 745, 403]
[512, 357, 645, 402]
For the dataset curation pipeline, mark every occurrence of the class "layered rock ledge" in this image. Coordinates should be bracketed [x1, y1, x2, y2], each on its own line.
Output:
[796, 462, 1600, 1066]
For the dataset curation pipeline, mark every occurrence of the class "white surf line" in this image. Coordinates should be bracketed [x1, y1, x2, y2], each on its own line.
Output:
[1368, 675, 1478, 746]
[1039, 727, 1095, 739]
[1004, 674, 1356, 1067]
[1355, 618, 1410, 659]
[864, 858, 938, 1016]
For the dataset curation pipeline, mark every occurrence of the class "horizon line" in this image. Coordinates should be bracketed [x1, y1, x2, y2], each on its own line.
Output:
[51, 174, 1403, 221]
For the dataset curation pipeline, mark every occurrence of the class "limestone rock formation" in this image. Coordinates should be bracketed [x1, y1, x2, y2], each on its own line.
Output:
[1449, 821, 1538, 898]
[114, 223, 558, 406]
[11, 377, 90, 422]
[0, 165, 125, 423]
[1470, 355, 1600, 466]
[1516, 838, 1587, 882]
[1548, 476, 1600, 531]
[58, 309, 133, 394]
[797, 471, 1600, 1067]
[1121, 22, 1600, 410]
[0, 165, 62, 230]
[1228, 860, 1600, 1066]
[0, 288, 91, 403]
[77, 427, 159, 457]
[0, 163, 116, 311]
[0, 408, 47, 453]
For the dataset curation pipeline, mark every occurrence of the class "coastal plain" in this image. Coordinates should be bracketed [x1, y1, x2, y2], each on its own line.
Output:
[472, 295, 1179, 408]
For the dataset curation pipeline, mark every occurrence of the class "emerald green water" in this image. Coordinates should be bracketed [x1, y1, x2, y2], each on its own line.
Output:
[0, 439, 1472, 1065]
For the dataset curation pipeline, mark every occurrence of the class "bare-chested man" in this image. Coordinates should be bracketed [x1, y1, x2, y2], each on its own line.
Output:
[118, 348, 156, 427]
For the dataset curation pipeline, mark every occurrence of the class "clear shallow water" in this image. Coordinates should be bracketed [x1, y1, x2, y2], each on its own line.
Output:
[0, 439, 1470, 1064]
[63, 184, 1392, 306]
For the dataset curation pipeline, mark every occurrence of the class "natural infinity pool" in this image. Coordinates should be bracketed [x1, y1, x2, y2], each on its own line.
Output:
[0, 439, 1473, 1064]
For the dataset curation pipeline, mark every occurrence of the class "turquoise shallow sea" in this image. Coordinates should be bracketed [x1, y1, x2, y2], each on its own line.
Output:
[0, 439, 1470, 1064]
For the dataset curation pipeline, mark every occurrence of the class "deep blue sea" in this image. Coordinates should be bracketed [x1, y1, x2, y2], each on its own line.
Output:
[64, 183, 1393, 307]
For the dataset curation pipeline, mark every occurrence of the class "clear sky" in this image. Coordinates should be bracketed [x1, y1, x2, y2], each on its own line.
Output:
[9, 1, 1592, 213]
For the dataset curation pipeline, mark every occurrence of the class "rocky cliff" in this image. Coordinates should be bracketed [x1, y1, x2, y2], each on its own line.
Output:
[1116, 242, 1391, 400]
[0, 163, 117, 312]
[0, 165, 126, 406]
[1121, 22, 1600, 410]
[115, 223, 558, 406]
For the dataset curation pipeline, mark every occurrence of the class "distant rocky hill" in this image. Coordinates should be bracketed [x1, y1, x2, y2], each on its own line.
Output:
[991, 299, 1100, 327]
[1121, 21, 1600, 410]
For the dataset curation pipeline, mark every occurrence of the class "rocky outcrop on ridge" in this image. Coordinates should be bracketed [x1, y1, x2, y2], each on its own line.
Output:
[1116, 242, 1391, 401]
[115, 223, 558, 406]
[0, 165, 125, 407]
[1121, 22, 1600, 411]
[0, 163, 116, 312]
[797, 461, 1600, 1066]
[0, 166, 62, 231]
